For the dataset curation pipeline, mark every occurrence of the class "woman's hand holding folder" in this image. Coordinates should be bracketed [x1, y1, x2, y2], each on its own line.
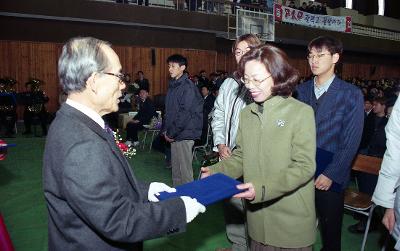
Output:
[199, 167, 211, 179]
[234, 183, 255, 201]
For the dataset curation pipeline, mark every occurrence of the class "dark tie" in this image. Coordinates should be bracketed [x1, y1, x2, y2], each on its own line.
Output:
[104, 124, 115, 140]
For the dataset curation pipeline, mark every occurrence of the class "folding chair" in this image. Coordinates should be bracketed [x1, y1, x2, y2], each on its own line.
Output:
[141, 125, 160, 152]
[344, 154, 382, 251]
[192, 123, 212, 161]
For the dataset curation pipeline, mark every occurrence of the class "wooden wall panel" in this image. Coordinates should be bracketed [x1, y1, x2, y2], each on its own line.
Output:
[1, 40, 399, 118]
[287, 58, 312, 78]
[341, 63, 400, 80]
[216, 51, 236, 74]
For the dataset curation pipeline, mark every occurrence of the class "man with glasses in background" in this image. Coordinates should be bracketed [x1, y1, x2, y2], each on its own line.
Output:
[43, 37, 205, 251]
[296, 36, 364, 251]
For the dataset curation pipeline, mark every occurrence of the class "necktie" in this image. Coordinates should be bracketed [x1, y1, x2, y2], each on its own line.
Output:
[104, 124, 115, 140]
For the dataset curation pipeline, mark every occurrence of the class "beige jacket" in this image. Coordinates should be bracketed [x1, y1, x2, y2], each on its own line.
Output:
[209, 95, 317, 248]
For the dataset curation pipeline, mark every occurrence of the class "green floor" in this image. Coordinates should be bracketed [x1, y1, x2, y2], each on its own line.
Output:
[0, 133, 392, 250]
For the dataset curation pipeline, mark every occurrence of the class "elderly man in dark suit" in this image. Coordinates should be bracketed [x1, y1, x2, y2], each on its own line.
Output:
[43, 37, 205, 251]
[296, 36, 364, 251]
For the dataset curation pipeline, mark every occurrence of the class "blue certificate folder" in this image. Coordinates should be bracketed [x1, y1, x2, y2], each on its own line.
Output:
[157, 173, 244, 206]
[315, 148, 342, 192]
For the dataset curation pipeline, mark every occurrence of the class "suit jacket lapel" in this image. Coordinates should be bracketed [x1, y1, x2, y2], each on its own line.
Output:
[315, 77, 341, 123]
[61, 104, 140, 190]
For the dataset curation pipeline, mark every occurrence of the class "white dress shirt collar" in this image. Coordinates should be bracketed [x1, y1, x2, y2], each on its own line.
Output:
[66, 99, 105, 129]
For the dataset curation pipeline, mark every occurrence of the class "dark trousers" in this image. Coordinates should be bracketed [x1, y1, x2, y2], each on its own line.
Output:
[357, 172, 378, 196]
[315, 189, 344, 251]
[0, 111, 16, 136]
[126, 122, 144, 142]
[24, 109, 48, 135]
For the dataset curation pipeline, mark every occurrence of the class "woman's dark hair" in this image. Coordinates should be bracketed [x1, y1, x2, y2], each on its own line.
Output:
[238, 44, 299, 97]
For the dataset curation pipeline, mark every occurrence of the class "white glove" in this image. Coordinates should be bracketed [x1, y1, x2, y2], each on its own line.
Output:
[148, 182, 176, 202]
[180, 196, 206, 223]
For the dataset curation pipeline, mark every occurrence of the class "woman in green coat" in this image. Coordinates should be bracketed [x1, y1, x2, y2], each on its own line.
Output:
[202, 44, 317, 250]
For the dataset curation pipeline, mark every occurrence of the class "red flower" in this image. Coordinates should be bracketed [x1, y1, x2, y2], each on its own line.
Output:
[117, 142, 129, 152]
[113, 129, 136, 158]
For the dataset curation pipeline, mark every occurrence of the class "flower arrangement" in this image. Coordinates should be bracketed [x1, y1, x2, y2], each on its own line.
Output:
[113, 130, 136, 158]
[149, 116, 162, 130]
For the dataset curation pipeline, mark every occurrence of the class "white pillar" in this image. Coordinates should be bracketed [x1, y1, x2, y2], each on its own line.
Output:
[345, 0, 352, 9]
[378, 0, 385, 15]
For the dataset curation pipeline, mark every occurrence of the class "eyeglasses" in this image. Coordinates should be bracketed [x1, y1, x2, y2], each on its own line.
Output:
[234, 47, 250, 57]
[241, 75, 272, 86]
[307, 53, 330, 61]
[103, 72, 126, 84]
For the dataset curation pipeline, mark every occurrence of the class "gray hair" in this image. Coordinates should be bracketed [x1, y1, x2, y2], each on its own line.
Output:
[58, 37, 111, 94]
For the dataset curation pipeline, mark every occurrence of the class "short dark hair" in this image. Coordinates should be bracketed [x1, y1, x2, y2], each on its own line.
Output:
[238, 44, 299, 97]
[137, 71, 143, 75]
[373, 97, 386, 106]
[308, 36, 343, 57]
[167, 54, 187, 67]
[364, 96, 373, 103]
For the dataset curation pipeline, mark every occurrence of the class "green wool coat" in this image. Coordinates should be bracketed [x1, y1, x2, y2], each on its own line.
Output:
[209, 95, 317, 248]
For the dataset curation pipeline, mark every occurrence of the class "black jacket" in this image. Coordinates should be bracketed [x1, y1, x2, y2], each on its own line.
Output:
[134, 98, 157, 125]
[203, 94, 216, 118]
[164, 74, 203, 141]
[359, 113, 388, 157]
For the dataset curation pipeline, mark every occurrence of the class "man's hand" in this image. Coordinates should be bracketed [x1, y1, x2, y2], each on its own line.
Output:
[234, 183, 255, 201]
[315, 174, 333, 190]
[382, 208, 396, 233]
[180, 196, 206, 223]
[148, 182, 176, 202]
[164, 134, 174, 143]
[217, 144, 232, 160]
[200, 167, 211, 179]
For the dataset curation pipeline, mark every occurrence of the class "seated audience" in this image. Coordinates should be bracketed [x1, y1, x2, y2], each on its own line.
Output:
[198, 70, 209, 87]
[287, 0, 296, 9]
[320, 3, 328, 15]
[360, 97, 388, 157]
[135, 71, 150, 93]
[198, 85, 215, 145]
[306, 1, 315, 13]
[349, 97, 388, 233]
[363, 96, 374, 117]
[299, 1, 307, 11]
[126, 88, 157, 146]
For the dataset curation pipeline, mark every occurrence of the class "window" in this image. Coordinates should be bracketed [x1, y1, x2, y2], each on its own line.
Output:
[378, 0, 385, 15]
[345, 0, 352, 9]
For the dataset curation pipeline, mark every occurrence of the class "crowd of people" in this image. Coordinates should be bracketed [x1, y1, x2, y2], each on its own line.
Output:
[0, 78, 50, 137]
[0, 31, 392, 251]
[286, 0, 328, 15]
[114, 0, 329, 15]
